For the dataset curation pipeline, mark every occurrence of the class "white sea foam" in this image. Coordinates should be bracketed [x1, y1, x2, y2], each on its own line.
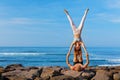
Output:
[106, 59, 120, 63]
[0, 53, 46, 56]
[98, 64, 120, 66]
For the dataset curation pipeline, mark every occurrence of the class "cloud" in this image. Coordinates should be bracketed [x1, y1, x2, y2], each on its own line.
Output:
[9, 18, 32, 24]
[0, 18, 57, 27]
[95, 13, 120, 23]
[106, 0, 120, 9]
[110, 18, 120, 23]
[94, 0, 120, 23]
[9, 18, 54, 25]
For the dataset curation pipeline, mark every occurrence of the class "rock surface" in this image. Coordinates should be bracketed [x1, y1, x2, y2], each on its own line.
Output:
[0, 64, 120, 80]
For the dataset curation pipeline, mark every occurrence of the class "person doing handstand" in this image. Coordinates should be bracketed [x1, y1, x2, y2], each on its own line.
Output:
[64, 8, 89, 65]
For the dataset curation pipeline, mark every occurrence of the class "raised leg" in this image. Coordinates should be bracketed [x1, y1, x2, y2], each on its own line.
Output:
[64, 9, 76, 33]
[78, 8, 89, 35]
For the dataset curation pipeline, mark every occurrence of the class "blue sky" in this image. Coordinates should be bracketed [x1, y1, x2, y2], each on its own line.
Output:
[0, 0, 120, 47]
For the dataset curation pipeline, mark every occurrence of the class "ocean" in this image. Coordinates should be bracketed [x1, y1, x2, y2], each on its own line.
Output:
[0, 47, 120, 67]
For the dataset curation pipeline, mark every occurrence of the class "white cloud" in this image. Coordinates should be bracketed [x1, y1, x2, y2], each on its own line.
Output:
[110, 18, 120, 23]
[106, 0, 120, 9]
[9, 18, 53, 25]
[94, 0, 120, 23]
[9, 18, 32, 24]
[0, 18, 57, 27]
[95, 13, 120, 23]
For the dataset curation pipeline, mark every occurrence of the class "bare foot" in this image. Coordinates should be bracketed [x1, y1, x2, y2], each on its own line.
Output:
[85, 8, 89, 13]
[64, 9, 69, 14]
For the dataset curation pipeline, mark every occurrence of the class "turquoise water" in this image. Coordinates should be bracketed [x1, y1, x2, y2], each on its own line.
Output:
[0, 47, 120, 67]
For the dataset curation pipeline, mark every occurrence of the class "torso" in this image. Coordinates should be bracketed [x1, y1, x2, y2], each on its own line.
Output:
[74, 33, 80, 39]
[73, 29, 81, 40]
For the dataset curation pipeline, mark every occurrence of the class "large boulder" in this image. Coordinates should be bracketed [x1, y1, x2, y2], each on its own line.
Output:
[113, 72, 120, 80]
[40, 66, 62, 78]
[4, 64, 24, 72]
[81, 70, 95, 79]
[62, 69, 95, 80]
[91, 70, 113, 80]
[62, 70, 82, 79]
[2, 67, 43, 80]
[0, 67, 4, 80]
[50, 75, 75, 80]
[0, 67, 4, 73]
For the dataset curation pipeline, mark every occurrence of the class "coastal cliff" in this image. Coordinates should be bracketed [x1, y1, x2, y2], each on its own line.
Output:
[0, 64, 120, 80]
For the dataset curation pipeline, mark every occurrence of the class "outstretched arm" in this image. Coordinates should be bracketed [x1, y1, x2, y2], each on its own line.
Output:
[78, 8, 89, 35]
[82, 53, 89, 68]
[80, 39, 89, 69]
[64, 9, 76, 33]
[66, 42, 74, 68]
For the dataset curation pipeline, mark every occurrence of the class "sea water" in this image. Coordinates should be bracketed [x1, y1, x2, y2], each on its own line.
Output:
[0, 47, 120, 67]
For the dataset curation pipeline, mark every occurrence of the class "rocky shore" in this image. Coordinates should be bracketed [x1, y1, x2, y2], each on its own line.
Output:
[0, 64, 120, 80]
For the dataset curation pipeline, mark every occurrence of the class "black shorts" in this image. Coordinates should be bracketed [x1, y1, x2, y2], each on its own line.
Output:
[73, 61, 83, 65]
